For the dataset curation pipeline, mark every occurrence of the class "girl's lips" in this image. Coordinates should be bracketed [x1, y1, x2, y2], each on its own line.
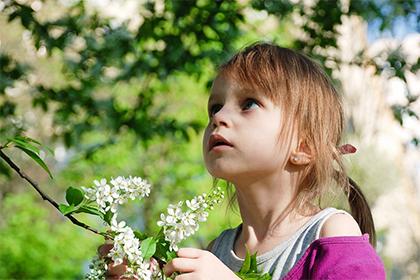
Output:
[208, 134, 233, 151]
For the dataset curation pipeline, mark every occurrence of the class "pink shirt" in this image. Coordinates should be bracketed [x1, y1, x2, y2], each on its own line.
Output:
[282, 234, 386, 280]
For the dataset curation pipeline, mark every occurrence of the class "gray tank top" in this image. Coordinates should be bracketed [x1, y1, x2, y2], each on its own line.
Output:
[210, 207, 350, 279]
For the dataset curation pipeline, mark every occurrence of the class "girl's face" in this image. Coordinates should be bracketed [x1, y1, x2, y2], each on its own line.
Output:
[203, 75, 290, 183]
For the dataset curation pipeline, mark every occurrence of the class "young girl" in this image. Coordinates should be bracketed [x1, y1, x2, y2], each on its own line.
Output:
[162, 42, 385, 279]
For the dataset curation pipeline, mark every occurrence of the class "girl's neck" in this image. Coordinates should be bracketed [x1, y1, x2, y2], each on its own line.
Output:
[233, 176, 319, 248]
[234, 174, 294, 237]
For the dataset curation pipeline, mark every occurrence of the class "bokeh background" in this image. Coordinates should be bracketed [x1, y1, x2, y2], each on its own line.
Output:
[0, 0, 419, 279]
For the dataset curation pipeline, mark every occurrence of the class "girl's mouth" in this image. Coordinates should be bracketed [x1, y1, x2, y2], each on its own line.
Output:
[208, 134, 233, 151]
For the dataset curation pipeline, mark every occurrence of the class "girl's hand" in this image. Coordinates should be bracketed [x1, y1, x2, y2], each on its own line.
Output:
[98, 243, 160, 279]
[98, 243, 128, 279]
[163, 248, 241, 280]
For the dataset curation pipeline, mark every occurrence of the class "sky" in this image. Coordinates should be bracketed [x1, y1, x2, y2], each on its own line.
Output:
[367, 7, 419, 42]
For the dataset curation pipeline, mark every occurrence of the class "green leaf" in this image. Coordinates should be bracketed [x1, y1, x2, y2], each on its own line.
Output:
[75, 205, 102, 217]
[235, 272, 272, 280]
[154, 236, 175, 263]
[14, 145, 53, 178]
[104, 210, 113, 225]
[65, 187, 84, 206]
[13, 135, 41, 145]
[260, 274, 272, 280]
[250, 252, 258, 273]
[140, 237, 157, 260]
[165, 250, 177, 262]
[9, 138, 40, 154]
[58, 204, 77, 215]
[15, 135, 54, 154]
[235, 247, 272, 279]
[239, 246, 251, 274]
[134, 230, 148, 241]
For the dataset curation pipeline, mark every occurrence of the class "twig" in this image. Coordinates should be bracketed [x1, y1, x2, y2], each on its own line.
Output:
[0, 148, 110, 239]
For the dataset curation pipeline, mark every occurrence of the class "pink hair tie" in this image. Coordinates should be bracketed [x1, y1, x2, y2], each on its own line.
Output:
[338, 144, 357, 155]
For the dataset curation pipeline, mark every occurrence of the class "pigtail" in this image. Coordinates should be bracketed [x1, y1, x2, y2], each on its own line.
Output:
[346, 176, 376, 247]
[332, 131, 376, 246]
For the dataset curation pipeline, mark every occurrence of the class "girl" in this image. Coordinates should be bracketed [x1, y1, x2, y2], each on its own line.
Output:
[162, 43, 385, 279]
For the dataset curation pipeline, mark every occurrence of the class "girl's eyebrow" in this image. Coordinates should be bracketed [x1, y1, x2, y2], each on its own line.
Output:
[209, 87, 254, 103]
[207, 95, 217, 105]
[238, 87, 254, 97]
[207, 87, 255, 104]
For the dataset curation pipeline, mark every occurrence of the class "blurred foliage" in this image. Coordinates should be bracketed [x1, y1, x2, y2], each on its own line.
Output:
[0, 0, 244, 147]
[0, 192, 100, 278]
[0, 0, 418, 147]
[0, 0, 419, 278]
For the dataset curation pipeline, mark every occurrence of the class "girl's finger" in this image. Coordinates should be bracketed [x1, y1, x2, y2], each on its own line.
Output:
[176, 248, 204, 258]
[98, 244, 113, 258]
[174, 272, 195, 280]
[106, 260, 128, 276]
[163, 258, 197, 277]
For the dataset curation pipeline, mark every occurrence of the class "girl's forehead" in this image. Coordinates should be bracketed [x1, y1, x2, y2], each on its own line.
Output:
[209, 74, 282, 108]
[210, 75, 254, 99]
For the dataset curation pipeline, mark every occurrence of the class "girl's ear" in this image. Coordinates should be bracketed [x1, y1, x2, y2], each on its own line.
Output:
[289, 140, 313, 165]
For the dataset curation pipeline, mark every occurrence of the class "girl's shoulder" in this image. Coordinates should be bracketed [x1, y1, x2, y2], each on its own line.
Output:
[283, 234, 386, 280]
[318, 210, 362, 238]
[206, 225, 240, 252]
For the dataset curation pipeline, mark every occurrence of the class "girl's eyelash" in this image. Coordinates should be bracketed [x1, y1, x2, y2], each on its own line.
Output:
[208, 98, 260, 116]
[209, 104, 222, 116]
[242, 98, 260, 110]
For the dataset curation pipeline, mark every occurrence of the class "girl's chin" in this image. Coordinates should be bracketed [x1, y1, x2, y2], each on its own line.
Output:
[207, 168, 237, 182]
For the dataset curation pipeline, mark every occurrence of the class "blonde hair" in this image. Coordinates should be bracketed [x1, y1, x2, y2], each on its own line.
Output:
[215, 42, 376, 246]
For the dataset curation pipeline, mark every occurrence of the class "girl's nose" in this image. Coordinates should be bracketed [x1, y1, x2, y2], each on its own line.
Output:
[212, 107, 231, 128]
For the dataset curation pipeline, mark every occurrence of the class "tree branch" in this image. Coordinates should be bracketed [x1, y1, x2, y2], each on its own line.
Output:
[0, 148, 109, 239]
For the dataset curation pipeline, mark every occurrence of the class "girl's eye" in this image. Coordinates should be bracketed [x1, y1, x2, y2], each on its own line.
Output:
[242, 98, 259, 110]
[209, 104, 222, 116]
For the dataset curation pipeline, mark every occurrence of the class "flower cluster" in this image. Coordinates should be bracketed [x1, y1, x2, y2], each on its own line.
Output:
[108, 215, 157, 280]
[81, 176, 224, 280]
[85, 256, 107, 280]
[157, 187, 224, 251]
[82, 176, 151, 213]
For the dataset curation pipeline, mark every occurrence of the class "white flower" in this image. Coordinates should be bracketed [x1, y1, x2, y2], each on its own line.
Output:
[135, 260, 153, 280]
[94, 179, 113, 210]
[196, 211, 209, 222]
[106, 217, 155, 279]
[85, 256, 106, 280]
[157, 187, 224, 252]
[186, 197, 200, 211]
[110, 176, 129, 190]
[111, 216, 127, 233]
[81, 176, 152, 214]
[129, 176, 151, 198]
[81, 186, 96, 201]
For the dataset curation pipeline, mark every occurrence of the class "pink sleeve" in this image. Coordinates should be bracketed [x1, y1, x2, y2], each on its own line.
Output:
[283, 234, 386, 280]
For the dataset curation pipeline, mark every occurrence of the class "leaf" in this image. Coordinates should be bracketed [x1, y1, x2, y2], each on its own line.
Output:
[75, 205, 102, 217]
[140, 237, 157, 260]
[10, 137, 40, 154]
[14, 135, 41, 145]
[250, 252, 258, 273]
[154, 237, 175, 263]
[15, 135, 54, 154]
[58, 204, 77, 215]
[104, 210, 113, 225]
[65, 186, 84, 206]
[14, 145, 53, 178]
[236, 247, 272, 279]
[165, 250, 177, 262]
[239, 246, 251, 274]
[134, 230, 148, 241]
